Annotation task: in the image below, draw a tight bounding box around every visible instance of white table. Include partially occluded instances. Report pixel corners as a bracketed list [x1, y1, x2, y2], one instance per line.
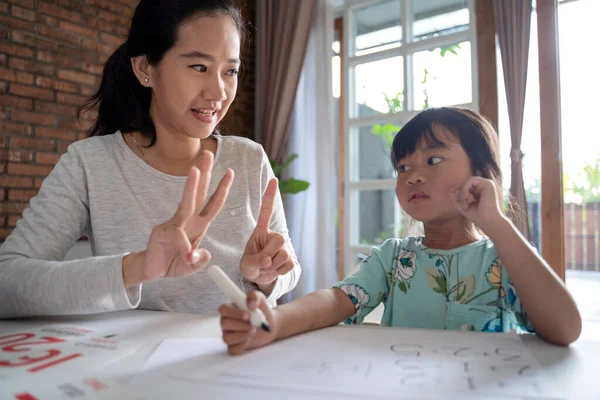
[1, 310, 599, 399]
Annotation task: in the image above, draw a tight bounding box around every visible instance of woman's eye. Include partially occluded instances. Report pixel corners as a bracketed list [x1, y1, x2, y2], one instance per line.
[428, 157, 442, 165]
[191, 65, 208, 72]
[226, 69, 239, 76]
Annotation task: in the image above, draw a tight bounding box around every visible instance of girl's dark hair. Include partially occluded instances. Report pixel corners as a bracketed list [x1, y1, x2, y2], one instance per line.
[78, 0, 247, 143]
[390, 107, 502, 190]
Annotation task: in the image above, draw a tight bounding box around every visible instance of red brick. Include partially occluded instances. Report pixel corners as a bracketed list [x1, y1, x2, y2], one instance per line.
[0, 15, 35, 32]
[38, 1, 81, 23]
[97, 9, 129, 26]
[0, 95, 33, 110]
[81, 38, 117, 55]
[0, 176, 33, 188]
[56, 119, 82, 131]
[8, 216, 21, 227]
[0, 42, 34, 59]
[0, 189, 4, 200]
[57, 69, 96, 86]
[37, 26, 81, 47]
[56, 45, 98, 63]
[0, 54, 6, 66]
[10, 137, 55, 151]
[0, 68, 34, 84]
[34, 177, 44, 188]
[37, 51, 80, 69]
[59, 21, 98, 39]
[7, 163, 53, 177]
[0, 149, 33, 163]
[0, 228, 15, 240]
[12, 31, 57, 51]
[0, 121, 31, 136]
[35, 127, 77, 141]
[56, 140, 75, 153]
[9, 84, 55, 101]
[11, 6, 36, 21]
[56, 0, 86, 11]
[8, 58, 55, 77]
[6, 0, 35, 8]
[87, 0, 124, 14]
[35, 101, 78, 117]
[80, 85, 96, 96]
[99, 32, 124, 46]
[35, 152, 61, 165]
[0, 82, 6, 94]
[10, 110, 58, 127]
[56, 92, 88, 106]
[36, 13, 59, 28]
[0, 2, 8, 13]
[0, 215, 5, 225]
[0, 27, 7, 40]
[81, 62, 104, 76]
[36, 77, 78, 94]
[8, 189, 38, 202]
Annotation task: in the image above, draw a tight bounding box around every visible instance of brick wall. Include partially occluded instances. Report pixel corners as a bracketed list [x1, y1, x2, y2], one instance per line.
[0, 0, 258, 240]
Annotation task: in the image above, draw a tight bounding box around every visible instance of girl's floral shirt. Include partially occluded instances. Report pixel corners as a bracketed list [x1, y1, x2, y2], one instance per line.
[333, 237, 535, 333]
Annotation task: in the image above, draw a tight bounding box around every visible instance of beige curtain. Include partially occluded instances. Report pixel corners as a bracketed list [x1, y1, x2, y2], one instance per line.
[257, 0, 316, 163]
[493, 0, 532, 239]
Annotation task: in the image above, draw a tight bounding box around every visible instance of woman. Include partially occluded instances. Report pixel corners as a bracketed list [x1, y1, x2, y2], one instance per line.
[0, 0, 301, 317]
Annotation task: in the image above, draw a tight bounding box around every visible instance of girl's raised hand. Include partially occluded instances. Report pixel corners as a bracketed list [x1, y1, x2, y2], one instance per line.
[449, 176, 505, 231]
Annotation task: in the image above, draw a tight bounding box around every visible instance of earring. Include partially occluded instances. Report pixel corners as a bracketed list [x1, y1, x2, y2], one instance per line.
[144, 78, 149, 83]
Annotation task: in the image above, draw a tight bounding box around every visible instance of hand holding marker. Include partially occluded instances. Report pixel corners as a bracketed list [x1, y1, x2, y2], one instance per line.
[207, 265, 271, 332]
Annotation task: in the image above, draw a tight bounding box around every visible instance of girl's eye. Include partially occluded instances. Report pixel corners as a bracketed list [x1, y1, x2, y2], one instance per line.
[398, 164, 410, 173]
[191, 65, 208, 72]
[226, 69, 239, 76]
[428, 157, 442, 165]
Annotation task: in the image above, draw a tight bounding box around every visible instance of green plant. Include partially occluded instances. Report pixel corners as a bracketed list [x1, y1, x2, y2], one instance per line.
[564, 158, 600, 203]
[269, 153, 310, 195]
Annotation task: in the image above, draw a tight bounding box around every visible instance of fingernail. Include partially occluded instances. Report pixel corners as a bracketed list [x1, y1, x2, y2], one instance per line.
[192, 250, 201, 264]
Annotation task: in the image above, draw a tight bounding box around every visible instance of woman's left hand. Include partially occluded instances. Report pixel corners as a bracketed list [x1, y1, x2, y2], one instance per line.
[449, 176, 505, 231]
[240, 178, 295, 291]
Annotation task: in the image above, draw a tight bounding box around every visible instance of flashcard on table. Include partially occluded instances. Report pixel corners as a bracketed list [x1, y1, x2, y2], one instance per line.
[0, 325, 142, 385]
[8, 376, 143, 400]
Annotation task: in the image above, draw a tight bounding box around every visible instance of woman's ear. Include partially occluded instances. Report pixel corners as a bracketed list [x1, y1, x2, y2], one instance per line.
[131, 55, 153, 87]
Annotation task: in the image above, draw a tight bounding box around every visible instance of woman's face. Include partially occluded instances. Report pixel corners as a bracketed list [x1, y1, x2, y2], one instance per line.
[146, 13, 241, 140]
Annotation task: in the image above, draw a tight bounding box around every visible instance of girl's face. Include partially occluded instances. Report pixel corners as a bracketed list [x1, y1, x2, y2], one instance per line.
[395, 127, 473, 223]
[146, 14, 240, 139]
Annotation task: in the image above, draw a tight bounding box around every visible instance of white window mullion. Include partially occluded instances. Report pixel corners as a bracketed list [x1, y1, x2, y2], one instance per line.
[468, 0, 479, 111]
[402, 0, 413, 112]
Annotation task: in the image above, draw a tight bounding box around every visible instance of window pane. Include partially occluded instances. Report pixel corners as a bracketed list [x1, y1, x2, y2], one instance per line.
[354, 56, 404, 118]
[559, 0, 600, 272]
[353, 0, 401, 56]
[352, 122, 401, 181]
[356, 189, 400, 245]
[412, 41, 471, 110]
[411, 0, 469, 41]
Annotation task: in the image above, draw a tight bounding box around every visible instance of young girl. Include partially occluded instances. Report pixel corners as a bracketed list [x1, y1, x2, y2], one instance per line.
[219, 107, 582, 352]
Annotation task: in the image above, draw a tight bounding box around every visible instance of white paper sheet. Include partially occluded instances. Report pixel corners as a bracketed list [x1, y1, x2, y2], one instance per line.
[177, 326, 564, 399]
[142, 338, 227, 372]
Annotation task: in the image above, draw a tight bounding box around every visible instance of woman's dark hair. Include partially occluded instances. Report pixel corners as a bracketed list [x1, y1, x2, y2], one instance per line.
[78, 0, 247, 143]
[390, 107, 502, 190]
